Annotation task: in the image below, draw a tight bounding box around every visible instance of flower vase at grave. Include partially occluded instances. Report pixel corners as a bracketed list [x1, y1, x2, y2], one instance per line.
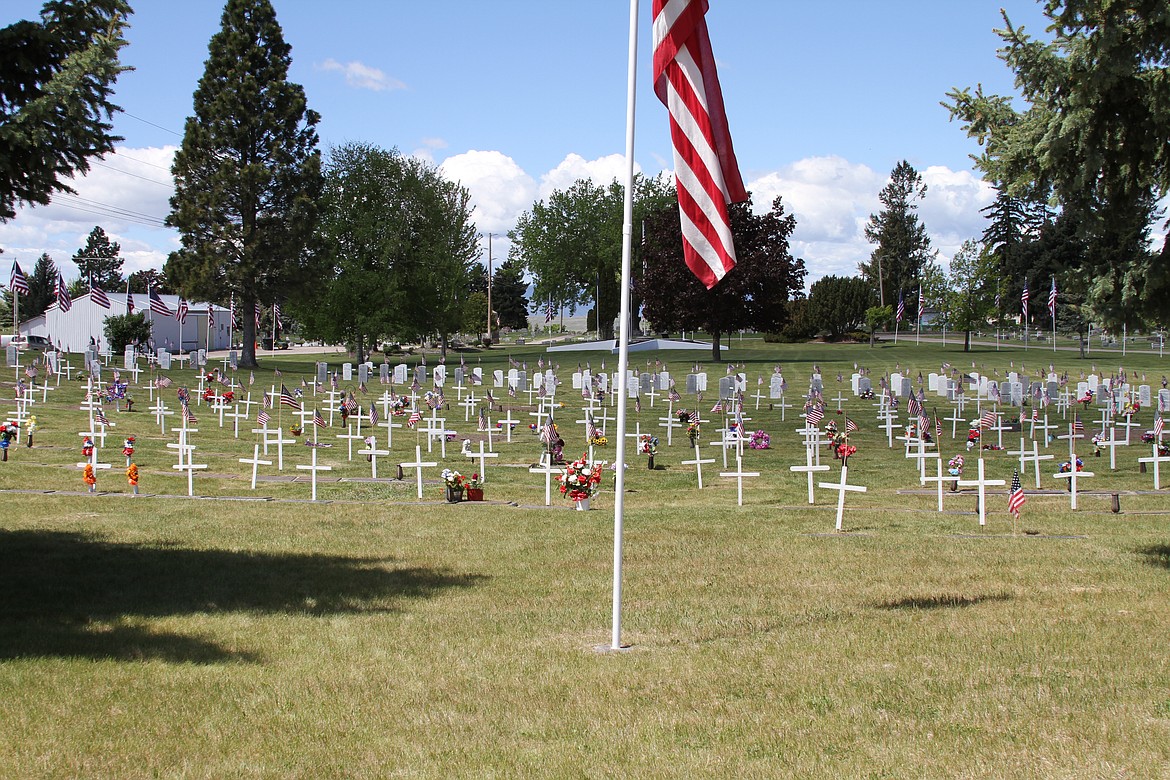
[446, 486, 464, 503]
[466, 487, 484, 501]
[647, 455, 654, 470]
[575, 498, 590, 511]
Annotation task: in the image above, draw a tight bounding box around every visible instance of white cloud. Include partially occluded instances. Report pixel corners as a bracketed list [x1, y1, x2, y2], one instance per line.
[439, 149, 537, 238]
[318, 59, 404, 92]
[746, 156, 996, 287]
[538, 153, 638, 200]
[0, 145, 178, 279]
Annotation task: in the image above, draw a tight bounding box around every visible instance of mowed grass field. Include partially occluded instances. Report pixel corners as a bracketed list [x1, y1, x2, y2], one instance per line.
[1, 338, 1168, 778]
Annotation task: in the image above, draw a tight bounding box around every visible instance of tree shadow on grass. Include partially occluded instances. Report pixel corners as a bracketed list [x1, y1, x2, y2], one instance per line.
[873, 592, 1012, 611]
[0, 529, 487, 663]
[1136, 544, 1170, 570]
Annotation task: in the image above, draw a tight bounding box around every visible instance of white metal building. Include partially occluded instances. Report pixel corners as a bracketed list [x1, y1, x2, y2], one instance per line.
[19, 292, 231, 354]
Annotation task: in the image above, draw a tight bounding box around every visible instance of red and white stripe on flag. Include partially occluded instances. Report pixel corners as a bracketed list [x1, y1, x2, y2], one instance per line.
[652, 0, 746, 289]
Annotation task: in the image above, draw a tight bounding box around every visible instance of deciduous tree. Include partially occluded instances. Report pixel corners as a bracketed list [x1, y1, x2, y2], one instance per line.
[637, 195, 806, 361]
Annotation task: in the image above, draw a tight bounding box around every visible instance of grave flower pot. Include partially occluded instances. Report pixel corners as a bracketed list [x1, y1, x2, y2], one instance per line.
[466, 488, 484, 501]
[575, 498, 590, 511]
[445, 486, 464, 503]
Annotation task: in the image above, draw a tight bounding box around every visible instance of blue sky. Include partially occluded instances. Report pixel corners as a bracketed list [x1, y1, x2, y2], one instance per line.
[1, 0, 1057, 288]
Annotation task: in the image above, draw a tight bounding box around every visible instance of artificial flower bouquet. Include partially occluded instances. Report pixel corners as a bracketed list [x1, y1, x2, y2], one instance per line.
[557, 454, 603, 502]
[749, 430, 771, 449]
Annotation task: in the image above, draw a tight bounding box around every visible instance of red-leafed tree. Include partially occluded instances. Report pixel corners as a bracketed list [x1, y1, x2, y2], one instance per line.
[636, 195, 806, 361]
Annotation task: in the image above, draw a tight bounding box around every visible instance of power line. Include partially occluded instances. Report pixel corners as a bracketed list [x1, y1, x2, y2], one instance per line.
[54, 193, 169, 227]
[122, 111, 183, 138]
[51, 193, 169, 229]
[91, 160, 173, 188]
[110, 150, 174, 172]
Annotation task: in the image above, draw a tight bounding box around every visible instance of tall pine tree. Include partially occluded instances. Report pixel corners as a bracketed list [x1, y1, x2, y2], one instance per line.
[164, 0, 322, 368]
[72, 225, 123, 289]
[859, 161, 935, 307]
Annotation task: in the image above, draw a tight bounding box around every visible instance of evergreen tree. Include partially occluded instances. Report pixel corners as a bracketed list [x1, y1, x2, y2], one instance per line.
[127, 268, 168, 295]
[164, 0, 322, 368]
[24, 253, 57, 319]
[859, 161, 935, 306]
[72, 225, 123, 288]
[945, 2, 1170, 325]
[804, 276, 874, 340]
[0, 0, 132, 221]
[491, 258, 529, 332]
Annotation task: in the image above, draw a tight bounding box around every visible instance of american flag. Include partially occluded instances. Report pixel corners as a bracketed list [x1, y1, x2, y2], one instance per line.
[710, 400, 723, 413]
[507, 384, 516, 398]
[907, 395, 922, 416]
[1048, 277, 1058, 319]
[635, 396, 642, 413]
[157, 376, 172, 389]
[313, 409, 325, 428]
[919, 413, 930, 436]
[544, 299, 555, 324]
[229, 294, 236, 329]
[688, 409, 700, 424]
[126, 281, 135, 315]
[257, 408, 270, 427]
[668, 384, 681, 402]
[182, 402, 197, 425]
[272, 301, 282, 331]
[407, 410, 422, 428]
[368, 403, 379, 426]
[345, 393, 358, 414]
[94, 407, 110, 427]
[845, 416, 859, 434]
[176, 297, 188, 324]
[9, 262, 29, 295]
[540, 414, 557, 445]
[980, 409, 997, 429]
[176, 386, 190, 404]
[805, 405, 824, 426]
[586, 414, 601, 440]
[1007, 469, 1026, 518]
[254, 301, 261, 329]
[896, 292, 905, 323]
[485, 389, 494, 404]
[652, 0, 746, 289]
[25, 364, 36, 379]
[280, 384, 299, 408]
[918, 286, 925, 319]
[1021, 279, 1030, 322]
[149, 288, 172, 316]
[56, 272, 71, 312]
[1154, 413, 1163, 440]
[90, 284, 110, 309]
[1073, 416, 1085, 433]
[262, 391, 272, 409]
[477, 406, 488, 432]
[934, 414, 942, 440]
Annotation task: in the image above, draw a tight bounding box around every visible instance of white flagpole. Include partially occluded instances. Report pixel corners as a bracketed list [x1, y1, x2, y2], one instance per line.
[611, 0, 639, 651]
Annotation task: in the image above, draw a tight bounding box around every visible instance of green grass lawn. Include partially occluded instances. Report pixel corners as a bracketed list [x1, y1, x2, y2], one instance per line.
[1, 339, 1168, 778]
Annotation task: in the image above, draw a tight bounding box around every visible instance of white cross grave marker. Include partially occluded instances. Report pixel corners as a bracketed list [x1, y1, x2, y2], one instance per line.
[239, 444, 273, 490]
[956, 457, 1005, 527]
[818, 465, 868, 532]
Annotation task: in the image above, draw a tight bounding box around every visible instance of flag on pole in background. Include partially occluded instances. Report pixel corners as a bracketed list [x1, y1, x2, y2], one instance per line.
[1008, 469, 1026, 518]
[273, 301, 282, 332]
[896, 292, 905, 323]
[652, 0, 746, 289]
[148, 288, 172, 316]
[918, 286, 925, 319]
[9, 262, 29, 295]
[176, 297, 189, 324]
[229, 294, 236, 329]
[544, 299, 555, 324]
[55, 272, 71, 312]
[1021, 279, 1030, 322]
[90, 283, 110, 309]
[1048, 277, 1058, 319]
[126, 280, 135, 315]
